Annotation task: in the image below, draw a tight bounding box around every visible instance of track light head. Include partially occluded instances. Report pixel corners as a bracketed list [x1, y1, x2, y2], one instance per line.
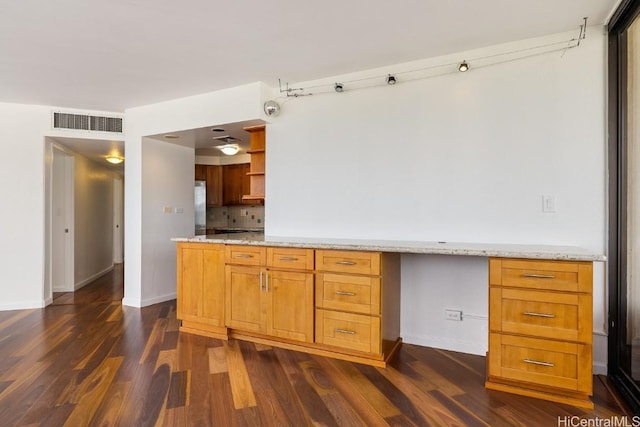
[334, 82, 344, 93]
[458, 61, 469, 72]
[386, 74, 397, 85]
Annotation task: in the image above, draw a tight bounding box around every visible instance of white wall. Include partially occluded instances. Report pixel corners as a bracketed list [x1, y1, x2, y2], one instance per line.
[0, 103, 50, 309]
[123, 82, 269, 307]
[264, 29, 608, 369]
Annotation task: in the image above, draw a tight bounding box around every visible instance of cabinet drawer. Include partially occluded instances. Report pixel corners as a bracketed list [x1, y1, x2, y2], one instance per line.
[267, 247, 314, 270]
[316, 250, 380, 275]
[490, 258, 592, 293]
[316, 273, 380, 315]
[225, 245, 265, 266]
[488, 333, 592, 394]
[490, 288, 592, 343]
[315, 309, 381, 354]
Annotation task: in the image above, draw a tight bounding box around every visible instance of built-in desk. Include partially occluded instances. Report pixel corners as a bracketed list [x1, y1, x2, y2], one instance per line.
[173, 234, 604, 409]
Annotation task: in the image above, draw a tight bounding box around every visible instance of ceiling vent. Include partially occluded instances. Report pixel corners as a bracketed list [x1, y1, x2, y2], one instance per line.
[53, 112, 123, 133]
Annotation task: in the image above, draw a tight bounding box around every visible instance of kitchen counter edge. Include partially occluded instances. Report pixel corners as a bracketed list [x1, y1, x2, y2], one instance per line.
[172, 234, 606, 262]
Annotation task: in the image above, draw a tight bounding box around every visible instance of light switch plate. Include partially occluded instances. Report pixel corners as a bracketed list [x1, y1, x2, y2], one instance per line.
[542, 195, 556, 213]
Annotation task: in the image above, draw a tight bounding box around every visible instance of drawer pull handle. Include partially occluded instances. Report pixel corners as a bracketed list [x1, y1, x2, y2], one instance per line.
[336, 261, 356, 266]
[236, 254, 254, 258]
[523, 359, 555, 367]
[523, 311, 556, 318]
[335, 291, 356, 297]
[259, 271, 263, 290]
[335, 328, 356, 335]
[279, 257, 298, 262]
[522, 273, 556, 279]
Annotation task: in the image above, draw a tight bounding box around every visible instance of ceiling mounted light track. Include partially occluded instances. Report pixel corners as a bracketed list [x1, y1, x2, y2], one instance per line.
[274, 17, 588, 97]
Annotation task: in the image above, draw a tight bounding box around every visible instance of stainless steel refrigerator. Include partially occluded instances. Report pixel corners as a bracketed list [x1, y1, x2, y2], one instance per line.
[195, 180, 206, 234]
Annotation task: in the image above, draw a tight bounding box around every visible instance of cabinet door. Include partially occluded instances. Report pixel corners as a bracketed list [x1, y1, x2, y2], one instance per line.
[239, 163, 252, 205]
[194, 164, 207, 181]
[206, 165, 223, 207]
[177, 243, 225, 326]
[225, 265, 265, 332]
[223, 163, 251, 205]
[266, 270, 314, 343]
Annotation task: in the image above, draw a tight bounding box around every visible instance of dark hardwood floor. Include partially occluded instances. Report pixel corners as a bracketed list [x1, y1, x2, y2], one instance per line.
[0, 264, 631, 426]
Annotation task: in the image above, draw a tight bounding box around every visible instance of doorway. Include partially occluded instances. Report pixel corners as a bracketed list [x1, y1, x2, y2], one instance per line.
[608, 0, 640, 413]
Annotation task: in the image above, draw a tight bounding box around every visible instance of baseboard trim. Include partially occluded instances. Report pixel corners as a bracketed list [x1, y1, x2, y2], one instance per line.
[74, 265, 114, 290]
[139, 292, 176, 308]
[0, 299, 47, 310]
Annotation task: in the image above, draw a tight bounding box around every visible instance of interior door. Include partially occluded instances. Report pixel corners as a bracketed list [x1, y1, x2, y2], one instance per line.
[52, 147, 74, 292]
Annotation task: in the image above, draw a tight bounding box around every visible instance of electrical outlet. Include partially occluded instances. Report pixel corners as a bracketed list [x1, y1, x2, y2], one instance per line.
[445, 309, 462, 321]
[174, 207, 184, 214]
[240, 209, 249, 217]
[163, 206, 172, 214]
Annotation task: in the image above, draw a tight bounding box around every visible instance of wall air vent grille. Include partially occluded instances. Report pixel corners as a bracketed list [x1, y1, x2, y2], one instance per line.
[53, 112, 123, 133]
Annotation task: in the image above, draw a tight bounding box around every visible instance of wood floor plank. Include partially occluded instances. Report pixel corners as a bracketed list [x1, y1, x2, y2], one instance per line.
[311, 355, 392, 427]
[224, 340, 257, 409]
[87, 380, 132, 427]
[209, 372, 239, 427]
[63, 356, 123, 426]
[208, 345, 229, 374]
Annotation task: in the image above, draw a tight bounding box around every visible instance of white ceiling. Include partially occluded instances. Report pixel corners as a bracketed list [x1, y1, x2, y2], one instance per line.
[1, 0, 620, 164]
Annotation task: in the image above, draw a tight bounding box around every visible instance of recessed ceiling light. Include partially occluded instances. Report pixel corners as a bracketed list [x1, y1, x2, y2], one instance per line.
[211, 128, 225, 132]
[106, 156, 124, 164]
[217, 144, 239, 155]
[164, 134, 179, 139]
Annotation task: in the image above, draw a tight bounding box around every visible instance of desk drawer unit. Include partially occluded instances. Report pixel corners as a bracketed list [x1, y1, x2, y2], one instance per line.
[486, 258, 593, 409]
[315, 250, 400, 364]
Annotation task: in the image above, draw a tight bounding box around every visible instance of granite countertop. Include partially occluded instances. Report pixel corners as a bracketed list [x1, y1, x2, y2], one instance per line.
[172, 233, 606, 262]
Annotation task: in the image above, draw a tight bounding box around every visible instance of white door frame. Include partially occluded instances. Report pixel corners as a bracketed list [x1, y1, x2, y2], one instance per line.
[50, 145, 75, 293]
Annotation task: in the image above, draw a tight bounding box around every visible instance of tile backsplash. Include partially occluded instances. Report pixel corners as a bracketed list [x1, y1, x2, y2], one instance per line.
[207, 205, 264, 230]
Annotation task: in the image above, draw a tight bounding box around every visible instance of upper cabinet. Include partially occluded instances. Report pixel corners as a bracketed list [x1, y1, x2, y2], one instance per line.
[223, 163, 251, 206]
[242, 125, 265, 203]
[205, 165, 223, 207]
[194, 164, 207, 181]
[196, 163, 252, 206]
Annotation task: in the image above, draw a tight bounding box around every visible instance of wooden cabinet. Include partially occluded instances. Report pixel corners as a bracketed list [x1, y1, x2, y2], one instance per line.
[177, 243, 400, 366]
[194, 164, 207, 181]
[222, 163, 251, 205]
[315, 250, 401, 364]
[242, 125, 265, 203]
[205, 165, 223, 207]
[225, 246, 314, 344]
[176, 242, 227, 339]
[486, 258, 593, 409]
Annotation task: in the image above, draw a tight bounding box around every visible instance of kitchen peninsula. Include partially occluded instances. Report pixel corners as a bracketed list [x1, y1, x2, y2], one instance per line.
[173, 233, 604, 409]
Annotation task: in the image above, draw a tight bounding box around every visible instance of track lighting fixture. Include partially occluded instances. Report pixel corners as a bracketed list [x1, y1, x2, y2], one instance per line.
[334, 82, 344, 93]
[263, 100, 281, 117]
[386, 74, 396, 85]
[458, 61, 469, 72]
